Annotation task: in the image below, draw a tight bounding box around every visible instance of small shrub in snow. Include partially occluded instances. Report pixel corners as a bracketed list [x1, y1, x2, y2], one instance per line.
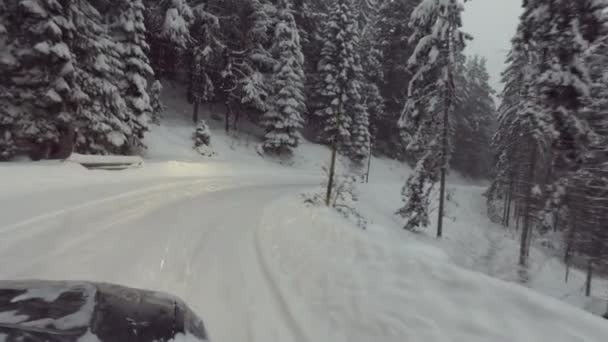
[192, 120, 214, 156]
[302, 169, 367, 229]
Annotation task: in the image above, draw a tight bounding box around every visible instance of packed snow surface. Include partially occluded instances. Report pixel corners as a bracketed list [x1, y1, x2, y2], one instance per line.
[1, 87, 607, 341]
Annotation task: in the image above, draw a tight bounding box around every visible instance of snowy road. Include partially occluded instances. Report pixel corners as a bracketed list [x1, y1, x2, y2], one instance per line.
[2, 162, 608, 342]
[0, 175, 314, 342]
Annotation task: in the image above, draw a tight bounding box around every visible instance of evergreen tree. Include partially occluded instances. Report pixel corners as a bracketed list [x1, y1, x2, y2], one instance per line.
[487, 36, 529, 225]
[374, 0, 420, 158]
[313, 0, 370, 163]
[109, 0, 155, 146]
[144, 0, 194, 78]
[149, 80, 164, 124]
[70, 0, 130, 154]
[0, 0, 18, 159]
[560, 1, 608, 292]
[521, 0, 605, 170]
[452, 55, 496, 179]
[519, 0, 606, 269]
[261, 1, 306, 155]
[193, 119, 213, 156]
[487, 0, 608, 276]
[398, 0, 467, 234]
[239, 0, 276, 114]
[292, 0, 327, 121]
[359, 3, 386, 152]
[0, 0, 78, 160]
[160, 0, 194, 49]
[187, 5, 221, 123]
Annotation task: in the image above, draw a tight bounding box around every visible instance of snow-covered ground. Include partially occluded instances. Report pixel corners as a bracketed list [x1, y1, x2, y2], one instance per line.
[1, 84, 607, 341]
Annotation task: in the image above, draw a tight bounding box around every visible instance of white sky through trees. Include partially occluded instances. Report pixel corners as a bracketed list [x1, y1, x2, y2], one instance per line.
[462, 0, 523, 92]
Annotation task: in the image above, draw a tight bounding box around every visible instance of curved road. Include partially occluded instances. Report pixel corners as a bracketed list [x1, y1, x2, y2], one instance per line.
[0, 177, 314, 342]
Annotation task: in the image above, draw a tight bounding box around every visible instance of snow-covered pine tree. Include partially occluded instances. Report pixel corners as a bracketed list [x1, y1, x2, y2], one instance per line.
[161, 0, 194, 49]
[349, 95, 371, 163]
[0, 0, 18, 159]
[487, 36, 529, 226]
[0, 0, 78, 160]
[239, 0, 276, 114]
[522, 0, 606, 171]
[560, 2, 608, 292]
[452, 55, 496, 179]
[108, 0, 155, 148]
[358, 2, 385, 155]
[69, 0, 134, 155]
[261, 1, 306, 156]
[397, 0, 467, 234]
[486, 10, 549, 270]
[144, 0, 194, 78]
[507, 0, 608, 270]
[149, 80, 164, 124]
[374, 0, 419, 158]
[292, 0, 327, 120]
[192, 119, 214, 156]
[313, 0, 370, 163]
[187, 5, 221, 123]
[194, 0, 276, 131]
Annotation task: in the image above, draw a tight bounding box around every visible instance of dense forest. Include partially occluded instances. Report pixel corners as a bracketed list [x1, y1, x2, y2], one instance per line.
[487, 0, 608, 288]
[1, 0, 607, 288]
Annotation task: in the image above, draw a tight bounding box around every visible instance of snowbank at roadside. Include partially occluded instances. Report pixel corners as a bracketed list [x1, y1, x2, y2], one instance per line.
[258, 196, 608, 342]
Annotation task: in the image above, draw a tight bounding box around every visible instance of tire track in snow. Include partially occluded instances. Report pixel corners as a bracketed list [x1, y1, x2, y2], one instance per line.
[0, 179, 212, 235]
[253, 196, 311, 342]
[0, 180, 237, 278]
[2, 179, 316, 342]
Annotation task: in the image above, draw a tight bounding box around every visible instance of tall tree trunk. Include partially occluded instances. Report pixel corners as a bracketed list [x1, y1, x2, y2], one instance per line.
[437, 49, 452, 239]
[233, 106, 240, 131]
[586, 259, 593, 297]
[502, 191, 509, 226]
[506, 143, 518, 227]
[604, 295, 608, 319]
[192, 100, 200, 123]
[505, 172, 515, 227]
[564, 212, 575, 283]
[365, 140, 372, 184]
[519, 141, 537, 268]
[225, 99, 231, 134]
[437, 148, 447, 238]
[326, 142, 338, 207]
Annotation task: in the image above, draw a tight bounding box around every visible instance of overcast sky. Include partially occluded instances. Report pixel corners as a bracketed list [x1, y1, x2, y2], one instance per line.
[462, 0, 523, 91]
